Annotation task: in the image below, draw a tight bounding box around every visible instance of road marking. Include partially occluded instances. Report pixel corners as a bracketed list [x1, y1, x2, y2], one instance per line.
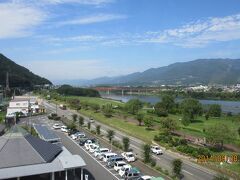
[64, 133, 120, 180]
[183, 169, 194, 176]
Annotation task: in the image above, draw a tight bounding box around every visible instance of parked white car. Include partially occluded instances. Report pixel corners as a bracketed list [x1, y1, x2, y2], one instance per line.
[119, 164, 132, 177]
[84, 140, 94, 150]
[94, 148, 110, 157]
[137, 175, 154, 180]
[53, 123, 61, 129]
[121, 152, 136, 162]
[102, 152, 117, 162]
[113, 161, 127, 172]
[61, 126, 69, 133]
[71, 132, 86, 140]
[151, 145, 163, 155]
[70, 133, 78, 140]
[89, 117, 95, 123]
[89, 144, 99, 153]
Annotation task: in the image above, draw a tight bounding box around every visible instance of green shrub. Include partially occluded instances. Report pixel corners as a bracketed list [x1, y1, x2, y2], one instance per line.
[177, 145, 212, 158]
[197, 147, 212, 157]
[150, 159, 157, 167]
[164, 169, 169, 175]
[112, 140, 123, 149]
[91, 130, 96, 134]
[155, 166, 162, 172]
[179, 139, 188, 145]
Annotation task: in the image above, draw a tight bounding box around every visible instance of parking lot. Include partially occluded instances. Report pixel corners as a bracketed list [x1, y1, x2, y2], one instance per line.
[19, 115, 161, 180]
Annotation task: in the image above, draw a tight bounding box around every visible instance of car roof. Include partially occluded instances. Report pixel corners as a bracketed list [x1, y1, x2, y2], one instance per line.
[109, 155, 122, 159]
[123, 164, 132, 168]
[104, 152, 116, 155]
[141, 175, 152, 179]
[116, 161, 126, 164]
[126, 152, 134, 154]
[127, 167, 140, 173]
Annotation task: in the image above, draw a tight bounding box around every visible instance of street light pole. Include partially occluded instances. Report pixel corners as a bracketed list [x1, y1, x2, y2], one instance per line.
[111, 140, 112, 151]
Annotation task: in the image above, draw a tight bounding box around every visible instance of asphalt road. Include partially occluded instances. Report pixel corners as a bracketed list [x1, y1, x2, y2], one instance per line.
[44, 101, 217, 180]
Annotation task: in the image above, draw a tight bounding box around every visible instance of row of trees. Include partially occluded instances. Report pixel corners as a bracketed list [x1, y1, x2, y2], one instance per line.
[57, 85, 100, 97]
[125, 95, 222, 122]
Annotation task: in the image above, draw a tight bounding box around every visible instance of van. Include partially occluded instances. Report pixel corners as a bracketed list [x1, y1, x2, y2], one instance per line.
[102, 152, 117, 162]
[113, 161, 127, 172]
[94, 148, 110, 157]
[107, 156, 124, 168]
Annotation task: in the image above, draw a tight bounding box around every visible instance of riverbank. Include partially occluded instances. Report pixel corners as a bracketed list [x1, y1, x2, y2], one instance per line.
[100, 93, 240, 114]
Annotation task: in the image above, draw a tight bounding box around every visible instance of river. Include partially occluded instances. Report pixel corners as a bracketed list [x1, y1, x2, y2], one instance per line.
[100, 93, 240, 114]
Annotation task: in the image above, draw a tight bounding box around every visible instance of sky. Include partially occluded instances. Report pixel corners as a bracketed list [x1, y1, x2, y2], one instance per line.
[1, 0, 240, 82]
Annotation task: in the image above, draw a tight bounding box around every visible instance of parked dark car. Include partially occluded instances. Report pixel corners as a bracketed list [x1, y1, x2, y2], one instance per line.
[68, 129, 79, 136]
[79, 138, 96, 146]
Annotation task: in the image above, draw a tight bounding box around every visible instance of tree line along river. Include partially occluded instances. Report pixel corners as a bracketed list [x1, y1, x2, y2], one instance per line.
[100, 93, 240, 114]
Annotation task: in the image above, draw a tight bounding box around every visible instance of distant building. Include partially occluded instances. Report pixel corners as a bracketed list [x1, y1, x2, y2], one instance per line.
[6, 98, 30, 118]
[186, 85, 209, 92]
[0, 126, 86, 180]
[6, 96, 46, 118]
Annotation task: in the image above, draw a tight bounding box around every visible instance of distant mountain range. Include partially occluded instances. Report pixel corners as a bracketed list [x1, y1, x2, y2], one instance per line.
[70, 59, 240, 86]
[0, 54, 52, 88]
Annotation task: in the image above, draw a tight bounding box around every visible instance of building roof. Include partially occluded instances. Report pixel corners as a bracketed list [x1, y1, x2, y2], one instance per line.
[0, 126, 62, 169]
[33, 124, 61, 142]
[25, 134, 62, 162]
[10, 98, 30, 102]
[0, 126, 86, 179]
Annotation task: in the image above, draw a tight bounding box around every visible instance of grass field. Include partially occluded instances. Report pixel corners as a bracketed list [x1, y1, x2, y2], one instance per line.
[53, 95, 240, 144]
[0, 111, 5, 123]
[67, 96, 124, 106]
[79, 109, 157, 143]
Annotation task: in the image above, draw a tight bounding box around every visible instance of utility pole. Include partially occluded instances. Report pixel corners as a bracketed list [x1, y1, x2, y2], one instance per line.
[6, 72, 10, 92]
[56, 103, 58, 114]
[4, 72, 10, 98]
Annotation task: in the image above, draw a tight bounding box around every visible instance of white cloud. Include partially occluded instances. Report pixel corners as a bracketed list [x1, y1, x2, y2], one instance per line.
[59, 14, 127, 25]
[40, 0, 114, 5]
[141, 13, 240, 48]
[0, 2, 46, 39]
[46, 35, 105, 42]
[49, 13, 240, 48]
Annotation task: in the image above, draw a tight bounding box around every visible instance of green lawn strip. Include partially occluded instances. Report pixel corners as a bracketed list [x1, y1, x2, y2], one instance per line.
[0, 111, 6, 123]
[79, 109, 157, 143]
[69, 96, 124, 106]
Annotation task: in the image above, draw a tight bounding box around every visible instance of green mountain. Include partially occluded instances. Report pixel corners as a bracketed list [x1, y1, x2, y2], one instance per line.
[0, 54, 52, 87]
[87, 59, 240, 85]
